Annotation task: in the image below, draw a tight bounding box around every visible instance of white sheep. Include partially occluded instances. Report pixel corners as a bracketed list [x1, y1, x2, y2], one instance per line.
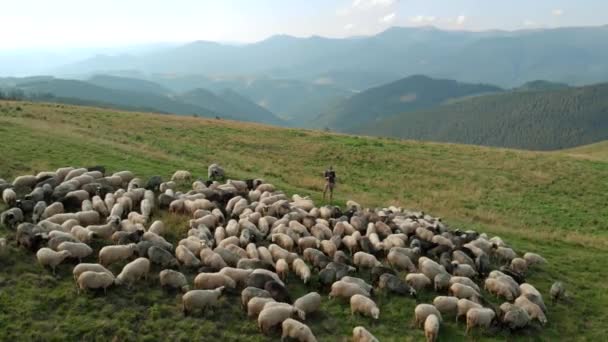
[406, 273, 432, 291]
[484, 278, 515, 301]
[510, 257, 528, 274]
[171, 170, 192, 182]
[194, 272, 236, 290]
[41, 202, 64, 220]
[451, 262, 478, 278]
[456, 299, 482, 322]
[115, 257, 150, 288]
[449, 283, 480, 302]
[329, 280, 370, 299]
[2, 188, 16, 206]
[414, 304, 443, 328]
[449, 276, 481, 293]
[350, 294, 379, 319]
[12, 175, 37, 189]
[160, 269, 190, 292]
[276, 258, 289, 281]
[73, 263, 113, 282]
[293, 292, 321, 316]
[258, 304, 304, 334]
[466, 308, 496, 335]
[387, 248, 417, 272]
[352, 326, 379, 342]
[432, 296, 459, 316]
[149, 220, 165, 236]
[424, 314, 440, 342]
[550, 281, 565, 303]
[281, 318, 317, 342]
[353, 251, 381, 268]
[515, 295, 547, 325]
[77, 271, 115, 294]
[341, 276, 373, 293]
[57, 241, 93, 262]
[292, 258, 311, 284]
[523, 252, 547, 267]
[36, 247, 71, 274]
[182, 287, 225, 315]
[98, 243, 137, 266]
[176, 245, 202, 268]
[247, 296, 276, 318]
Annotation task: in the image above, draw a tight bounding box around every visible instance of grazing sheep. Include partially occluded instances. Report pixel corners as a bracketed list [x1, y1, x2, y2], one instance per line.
[265, 280, 292, 303]
[329, 280, 370, 299]
[292, 258, 311, 284]
[434, 273, 451, 292]
[176, 245, 201, 268]
[350, 294, 379, 319]
[36, 248, 71, 274]
[500, 302, 531, 330]
[171, 170, 192, 182]
[248, 296, 276, 318]
[77, 271, 115, 294]
[31, 201, 46, 224]
[550, 281, 565, 303]
[42, 202, 64, 220]
[208, 164, 225, 180]
[523, 252, 547, 267]
[449, 276, 481, 293]
[387, 248, 417, 272]
[57, 241, 93, 262]
[432, 296, 459, 316]
[378, 273, 417, 297]
[406, 273, 432, 291]
[342, 276, 373, 293]
[12, 175, 38, 189]
[115, 257, 150, 288]
[451, 262, 478, 278]
[182, 287, 225, 316]
[352, 326, 379, 342]
[281, 318, 317, 342]
[456, 299, 482, 322]
[194, 272, 236, 290]
[515, 295, 548, 325]
[276, 258, 289, 281]
[519, 283, 546, 312]
[293, 292, 321, 316]
[414, 304, 443, 328]
[258, 304, 304, 335]
[149, 220, 165, 236]
[1, 208, 24, 229]
[419, 258, 448, 281]
[148, 246, 179, 268]
[2, 188, 16, 206]
[353, 251, 381, 269]
[242, 287, 272, 308]
[510, 258, 528, 274]
[99, 244, 137, 266]
[87, 217, 120, 240]
[449, 283, 480, 302]
[466, 308, 496, 335]
[73, 263, 113, 282]
[485, 278, 515, 301]
[424, 314, 440, 342]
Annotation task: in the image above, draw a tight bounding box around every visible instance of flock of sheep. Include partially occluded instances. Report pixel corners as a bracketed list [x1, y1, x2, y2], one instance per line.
[0, 165, 567, 341]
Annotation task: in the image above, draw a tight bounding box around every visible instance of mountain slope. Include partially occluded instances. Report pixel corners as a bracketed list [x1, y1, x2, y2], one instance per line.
[0, 100, 606, 341]
[13, 78, 219, 117]
[314, 75, 502, 130]
[87, 75, 171, 95]
[176, 88, 283, 125]
[357, 83, 608, 150]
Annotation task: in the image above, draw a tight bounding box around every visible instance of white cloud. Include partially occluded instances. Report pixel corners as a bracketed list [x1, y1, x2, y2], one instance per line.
[353, 0, 395, 10]
[552, 9, 564, 16]
[381, 13, 396, 23]
[344, 23, 355, 30]
[456, 15, 467, 25]
[523, 20, 537, 27]
[409, 15, 437, 24]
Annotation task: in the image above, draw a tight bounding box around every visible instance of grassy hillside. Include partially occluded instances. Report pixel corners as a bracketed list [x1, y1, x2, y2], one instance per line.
[357, 82, 608, 150]
[314, 75, 502, 131]
[0, 101, 607, 341]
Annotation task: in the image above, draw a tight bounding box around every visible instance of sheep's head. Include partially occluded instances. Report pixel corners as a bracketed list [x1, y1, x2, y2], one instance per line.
[294, 307, 306, 321]
[371, 307, 380, 319]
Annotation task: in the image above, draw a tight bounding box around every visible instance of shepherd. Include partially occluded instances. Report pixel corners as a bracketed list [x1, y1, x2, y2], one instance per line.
[323, 166, 337, 203]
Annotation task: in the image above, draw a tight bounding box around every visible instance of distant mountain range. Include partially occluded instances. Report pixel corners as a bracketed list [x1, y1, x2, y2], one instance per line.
[313, 75, 502, 131]
[54, 26, 608, 88]
[353, 82, 608, 150]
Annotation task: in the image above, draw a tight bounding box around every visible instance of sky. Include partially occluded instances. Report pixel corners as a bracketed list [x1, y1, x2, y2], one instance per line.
[0, 0, 606, 50]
